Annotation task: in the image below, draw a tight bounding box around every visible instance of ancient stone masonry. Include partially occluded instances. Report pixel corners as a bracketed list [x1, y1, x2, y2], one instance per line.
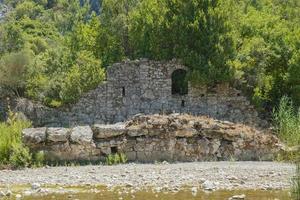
[22, 114, 282, 162]
[12, 59, 265, 127]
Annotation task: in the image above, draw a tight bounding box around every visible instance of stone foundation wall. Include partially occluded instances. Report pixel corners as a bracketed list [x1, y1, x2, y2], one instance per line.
[22, 114, 282, 162]
[13, 59, 265, 127]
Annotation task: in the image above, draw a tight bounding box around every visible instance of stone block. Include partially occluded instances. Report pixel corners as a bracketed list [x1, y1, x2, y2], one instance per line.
[127, 127, 148, 137]
[125, 151, 137, 161]
[70, 126, 93, 145]
[47, 127, 70, 143]
[92, 123, 126, 139]
[22, 127, 47, 146]
[175, 128, 198, 137]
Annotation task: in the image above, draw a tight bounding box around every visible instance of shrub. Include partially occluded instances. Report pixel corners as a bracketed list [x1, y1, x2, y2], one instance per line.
[105, 153, 128, 165]
[9, 144, 32, 168]
[273, 96, 300, 146]
[0, 110, 32, 168]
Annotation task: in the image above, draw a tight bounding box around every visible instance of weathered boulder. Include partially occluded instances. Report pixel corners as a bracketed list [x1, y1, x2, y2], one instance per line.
[92, 123, 126, 139]
[22, 128, 47, 147]
[47, 128, 69, 142]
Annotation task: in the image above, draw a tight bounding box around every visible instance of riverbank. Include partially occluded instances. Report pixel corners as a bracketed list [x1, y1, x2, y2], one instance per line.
[0, 162, 295, 192]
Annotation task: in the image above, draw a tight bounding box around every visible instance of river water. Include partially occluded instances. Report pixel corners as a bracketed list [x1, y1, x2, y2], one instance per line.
[22, 189, 290, 200]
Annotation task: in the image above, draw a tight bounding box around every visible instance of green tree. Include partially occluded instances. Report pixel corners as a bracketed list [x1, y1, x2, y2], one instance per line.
[14, 1, 44, 20]
[0, 22, 25, 55]
[60, 50, 105, 103]
[288, 50, 300, 106]
[130, 0, 235, 84]
[69, 12, 124, 66]
[101, 0, 138, 58]
[228, 0, 300, 108]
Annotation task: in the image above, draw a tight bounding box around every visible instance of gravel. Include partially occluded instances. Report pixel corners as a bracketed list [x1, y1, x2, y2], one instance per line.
[0, 162, 295, 191]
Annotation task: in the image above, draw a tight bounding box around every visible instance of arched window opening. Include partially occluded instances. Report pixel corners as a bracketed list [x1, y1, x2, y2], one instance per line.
[172, 69, 188, 95]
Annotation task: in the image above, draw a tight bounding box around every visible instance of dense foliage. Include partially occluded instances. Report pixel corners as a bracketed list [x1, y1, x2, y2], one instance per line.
[0, 0, 299, 111]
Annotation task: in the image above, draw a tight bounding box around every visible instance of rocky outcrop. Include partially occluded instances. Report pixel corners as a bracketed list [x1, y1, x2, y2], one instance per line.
[22, 114, 282, 162]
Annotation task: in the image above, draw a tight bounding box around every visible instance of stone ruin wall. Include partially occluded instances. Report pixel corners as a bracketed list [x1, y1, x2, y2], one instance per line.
[22, 115, 281, 162]
[7, 59, 264, 127]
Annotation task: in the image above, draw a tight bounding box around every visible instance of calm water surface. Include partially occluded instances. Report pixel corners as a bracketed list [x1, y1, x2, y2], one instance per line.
[22, 189, 290, 200]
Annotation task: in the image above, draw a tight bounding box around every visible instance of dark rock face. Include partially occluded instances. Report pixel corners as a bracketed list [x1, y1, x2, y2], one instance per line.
[13, 59, 265, 128]
[22, 114, 283, 162]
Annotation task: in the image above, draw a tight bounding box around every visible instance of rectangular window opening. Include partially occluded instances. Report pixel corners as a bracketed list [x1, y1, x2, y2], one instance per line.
[122, 87, 126, 97]
[181, 100, 185, 107]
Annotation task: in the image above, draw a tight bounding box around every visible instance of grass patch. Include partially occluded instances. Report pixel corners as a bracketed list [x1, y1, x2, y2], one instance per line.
[105, 153, 128, 165]
[273, 97, 300, 162]
[273, 97, 300, 147]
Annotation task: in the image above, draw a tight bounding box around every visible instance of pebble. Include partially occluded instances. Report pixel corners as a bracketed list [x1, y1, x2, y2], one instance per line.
[4, 190, 12, 197]
[31, 183, 41, 190]
[227, 176, 238, 181]
[202, 180, 216, 191]
[228, 194, 246, 200]
[191, 187, 197, 196]
[23, 191, 32, 196]
[0, 162, 294, 196]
